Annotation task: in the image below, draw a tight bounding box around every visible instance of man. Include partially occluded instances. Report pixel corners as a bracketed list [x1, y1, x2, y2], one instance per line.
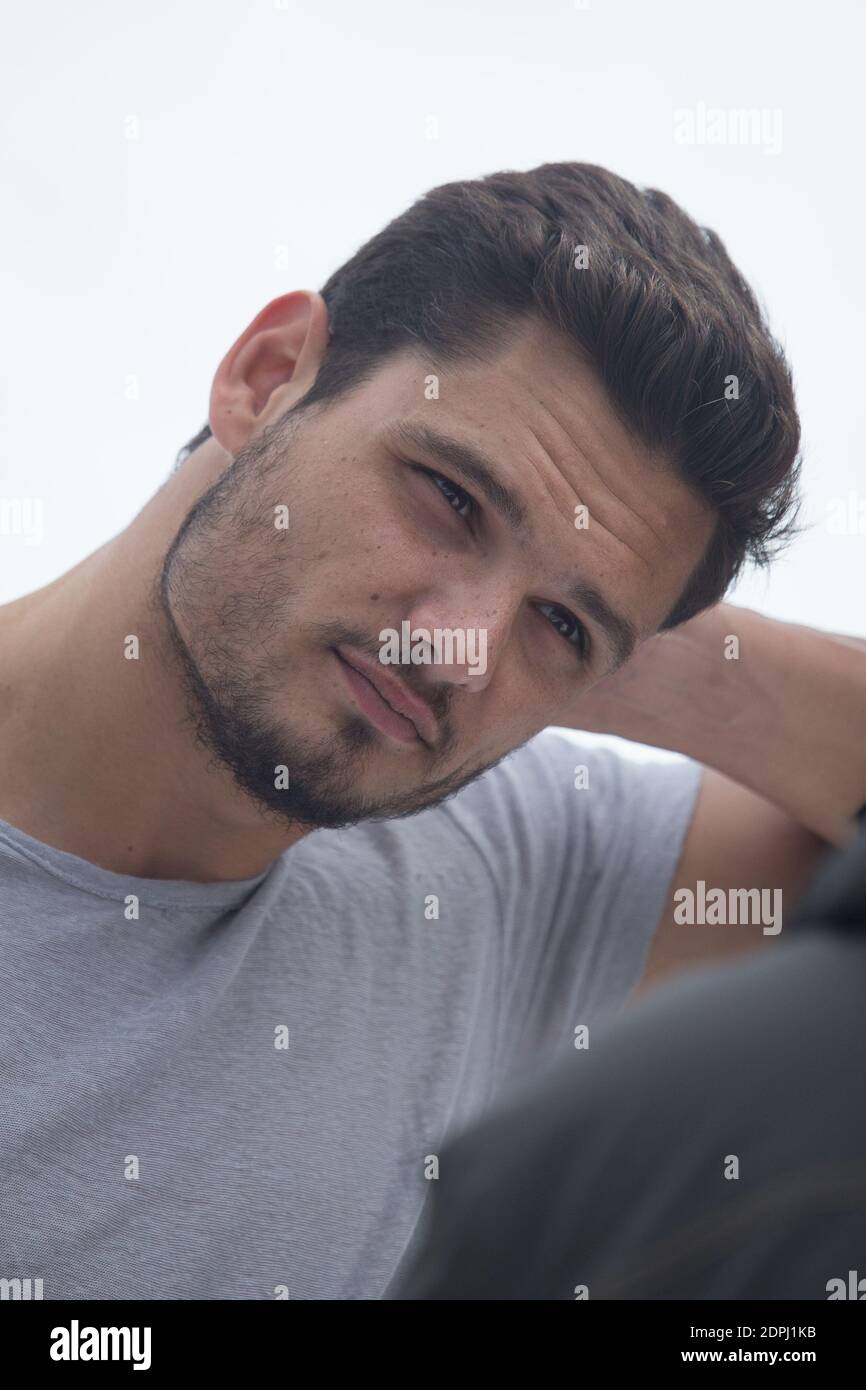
[0, 162, 862, 1300]
[386, 822, 866, 1301]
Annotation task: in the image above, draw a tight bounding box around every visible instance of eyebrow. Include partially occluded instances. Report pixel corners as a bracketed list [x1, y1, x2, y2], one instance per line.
[389, 420, 529, 531]
[386, 419, 639, 669]
[566, 580, 637, 668]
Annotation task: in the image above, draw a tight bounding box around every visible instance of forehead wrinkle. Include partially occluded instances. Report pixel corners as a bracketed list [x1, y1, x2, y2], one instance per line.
[550, 383, 635, 469]
[517, 422, 657, 573]
[527, 390, 669, 554]
[527, 361, 643, 479]
[514, 439, 576, 529]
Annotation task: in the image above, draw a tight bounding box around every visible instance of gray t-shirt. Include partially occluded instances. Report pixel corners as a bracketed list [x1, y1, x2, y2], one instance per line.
[0, 728, 701, 1300]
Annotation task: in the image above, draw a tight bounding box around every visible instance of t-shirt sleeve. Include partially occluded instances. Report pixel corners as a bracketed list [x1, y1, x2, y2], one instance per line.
[479, 726, 704, 1085]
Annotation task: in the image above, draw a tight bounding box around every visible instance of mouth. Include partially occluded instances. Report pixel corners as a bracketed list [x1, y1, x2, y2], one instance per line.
[333, 647, 437, 747]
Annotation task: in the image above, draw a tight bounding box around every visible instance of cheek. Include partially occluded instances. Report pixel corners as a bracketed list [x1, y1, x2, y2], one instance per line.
[326, 500, 431, 589]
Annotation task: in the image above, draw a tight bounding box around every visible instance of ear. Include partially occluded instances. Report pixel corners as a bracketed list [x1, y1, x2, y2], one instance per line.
[208, 290, 330, 455]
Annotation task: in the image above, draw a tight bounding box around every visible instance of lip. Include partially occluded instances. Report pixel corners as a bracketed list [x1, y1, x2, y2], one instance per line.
[334, 646, 439, 746]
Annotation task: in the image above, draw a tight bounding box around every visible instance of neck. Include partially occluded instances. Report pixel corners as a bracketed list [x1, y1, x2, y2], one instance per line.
[0, 447, 309, 881]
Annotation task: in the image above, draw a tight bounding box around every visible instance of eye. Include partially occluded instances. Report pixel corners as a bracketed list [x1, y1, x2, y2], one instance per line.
[410, 461, 590, 663]
[417, 466, 478, 526]
[536, 600, 590, 661]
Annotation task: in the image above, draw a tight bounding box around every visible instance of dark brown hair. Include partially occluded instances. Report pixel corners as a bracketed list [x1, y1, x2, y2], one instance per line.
[179, 162, 802, 627]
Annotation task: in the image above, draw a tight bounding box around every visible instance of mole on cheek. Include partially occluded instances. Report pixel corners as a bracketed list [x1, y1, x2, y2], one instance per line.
[369, 593, 380, 601]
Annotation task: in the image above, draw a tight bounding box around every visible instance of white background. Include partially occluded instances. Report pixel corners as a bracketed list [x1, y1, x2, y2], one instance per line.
[1, 0, 864, 636]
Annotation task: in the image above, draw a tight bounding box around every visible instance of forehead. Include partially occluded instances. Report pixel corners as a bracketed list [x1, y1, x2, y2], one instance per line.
[352, 315, 717, 643]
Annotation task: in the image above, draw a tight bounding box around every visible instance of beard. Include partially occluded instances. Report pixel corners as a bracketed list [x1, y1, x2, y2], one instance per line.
[153, 410, 516, 833]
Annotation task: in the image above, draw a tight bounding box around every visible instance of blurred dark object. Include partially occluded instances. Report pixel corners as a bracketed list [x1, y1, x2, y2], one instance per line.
[386, 830, 866, 1300]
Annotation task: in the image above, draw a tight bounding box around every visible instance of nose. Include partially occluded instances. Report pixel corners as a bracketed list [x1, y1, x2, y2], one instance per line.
[403, 588, 516, 693]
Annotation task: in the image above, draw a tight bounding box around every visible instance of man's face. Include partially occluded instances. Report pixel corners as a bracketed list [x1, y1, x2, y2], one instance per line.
[160, 315, 716, 830]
